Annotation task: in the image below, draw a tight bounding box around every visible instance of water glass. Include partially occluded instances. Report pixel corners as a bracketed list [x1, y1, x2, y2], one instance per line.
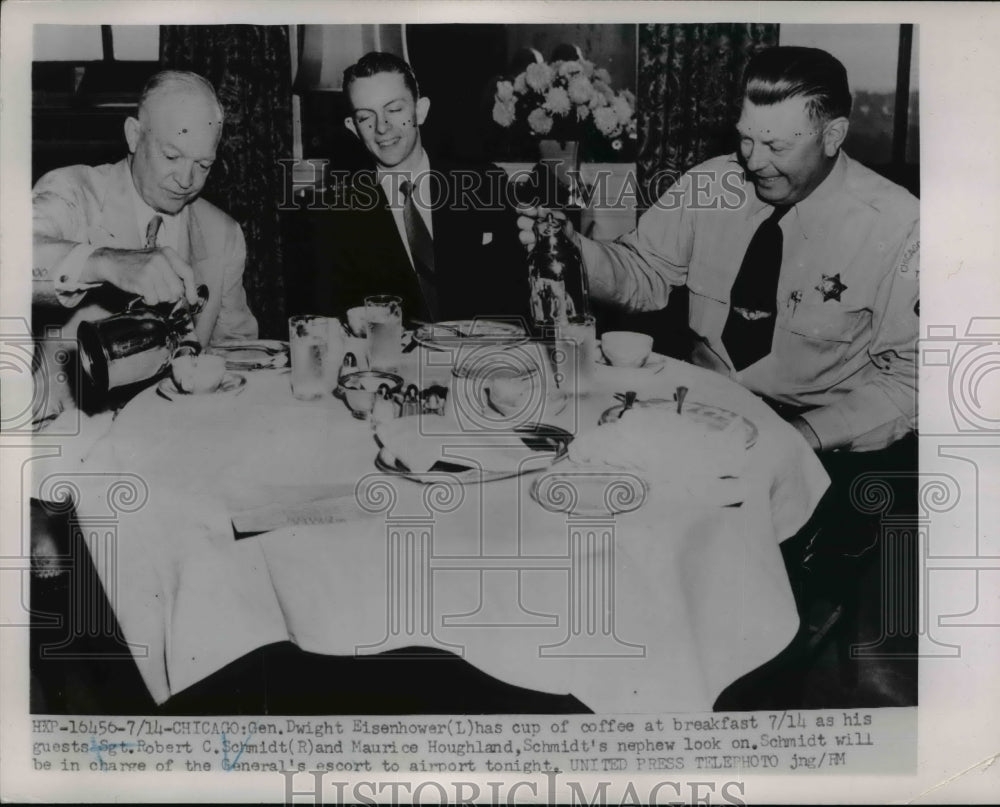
[289, 315, 329, 400]
[552, 314, 597, 395]
[365, 295, 403, 373]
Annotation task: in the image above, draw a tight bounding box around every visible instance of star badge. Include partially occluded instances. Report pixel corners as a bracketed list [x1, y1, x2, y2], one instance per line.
[816, 273, 847, 302]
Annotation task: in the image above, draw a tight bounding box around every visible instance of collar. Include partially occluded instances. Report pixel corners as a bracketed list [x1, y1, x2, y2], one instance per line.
[125, 160, 184, 244]
[729, 150, 849, 240]
[378, 149, 433, 204]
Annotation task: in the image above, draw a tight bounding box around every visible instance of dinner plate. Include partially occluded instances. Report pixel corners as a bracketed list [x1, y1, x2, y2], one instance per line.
[374, 422, 572, 485]
[207, 340, 289, 370]
[156, 372, 247, 401]
[598, 398, 758, 449]
[412, 320, 529, 351]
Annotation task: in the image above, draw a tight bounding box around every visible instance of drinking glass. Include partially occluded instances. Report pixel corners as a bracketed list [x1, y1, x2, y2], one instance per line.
[289, 315, 329, 400]
[364, 295, 403, 373]
[552, 314, 597, 395]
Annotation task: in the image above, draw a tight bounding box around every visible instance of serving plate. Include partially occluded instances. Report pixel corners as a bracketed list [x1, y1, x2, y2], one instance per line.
[598, 398, 758, 449]
[412, 320, 529, 351]
[156, 372, 247, 401]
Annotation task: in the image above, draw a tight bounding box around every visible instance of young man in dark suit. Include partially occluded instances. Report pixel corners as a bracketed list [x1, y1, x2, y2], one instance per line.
[309, 51, 529, 324]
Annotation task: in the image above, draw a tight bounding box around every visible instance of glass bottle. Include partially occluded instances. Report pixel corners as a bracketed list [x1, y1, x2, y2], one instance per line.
[527, 213, 590, 327]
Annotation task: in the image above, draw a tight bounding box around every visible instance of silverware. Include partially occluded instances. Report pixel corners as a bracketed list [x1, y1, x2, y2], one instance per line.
[618, 390, 637, 419]
[675, 386, 688, 415]
[410, 320, 470, 338]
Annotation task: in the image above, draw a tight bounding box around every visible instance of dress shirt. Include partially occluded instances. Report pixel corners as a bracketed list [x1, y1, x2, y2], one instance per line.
[582, 151, 919, 452]
[378, 149, 434, 270]
[128, 173, 185, 253]
[51, 170, 187, 301]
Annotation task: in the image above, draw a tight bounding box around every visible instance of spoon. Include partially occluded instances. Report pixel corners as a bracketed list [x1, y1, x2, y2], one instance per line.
[675, 386, 688, 415]
[618, 390, 637, 419]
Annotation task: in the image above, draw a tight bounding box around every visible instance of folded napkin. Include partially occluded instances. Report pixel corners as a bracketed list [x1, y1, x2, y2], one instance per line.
[374, 413, 550, 474]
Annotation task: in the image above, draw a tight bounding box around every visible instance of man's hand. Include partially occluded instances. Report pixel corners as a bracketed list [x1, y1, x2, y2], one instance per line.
[789, 415, 822, 451]
[516, 205, 578, 251]
[86, 246, 200, 306]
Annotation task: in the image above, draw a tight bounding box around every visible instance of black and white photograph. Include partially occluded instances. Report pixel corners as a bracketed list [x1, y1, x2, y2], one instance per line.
[2, 1, 998, 804]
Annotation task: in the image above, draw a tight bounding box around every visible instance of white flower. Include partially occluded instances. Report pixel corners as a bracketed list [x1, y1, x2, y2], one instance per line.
[544, 86, 572, 116]
[495, 80, 514, 102]
[593, 106, 622, 137]
[525, 62, 554, 93]
[594, 68, 612, 85]
[558, 60, 584, 79]
[580, 59, 595, 78]
[513, 73, 527, 94]
[527, 107, 554, 135]
[567, 75, 593, 105]
[492, 99, 516, 127]
[612, 95, 633, 126]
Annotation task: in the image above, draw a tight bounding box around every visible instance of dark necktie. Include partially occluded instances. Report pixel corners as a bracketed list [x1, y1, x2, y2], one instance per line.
[721, 205, 791, 371]
[400, 180, 439, 321]
[145, 214, 163, 249]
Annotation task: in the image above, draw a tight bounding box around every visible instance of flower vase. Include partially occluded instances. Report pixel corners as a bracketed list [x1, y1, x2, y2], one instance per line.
[538, 138, 583, 208]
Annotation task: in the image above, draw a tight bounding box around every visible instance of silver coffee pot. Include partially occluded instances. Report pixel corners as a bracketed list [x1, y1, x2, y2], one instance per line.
[77, 284, 209, 395]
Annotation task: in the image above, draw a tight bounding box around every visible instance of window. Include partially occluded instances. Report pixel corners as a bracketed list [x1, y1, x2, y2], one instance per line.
[780, 24, 918, 193]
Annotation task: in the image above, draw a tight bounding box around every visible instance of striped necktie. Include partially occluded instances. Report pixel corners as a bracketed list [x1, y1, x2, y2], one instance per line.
[145, 214, 163, 249]
[400, 180, 439, 321]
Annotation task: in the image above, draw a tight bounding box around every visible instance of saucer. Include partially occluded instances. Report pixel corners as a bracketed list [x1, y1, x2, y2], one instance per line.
[156, 372, 247, 401]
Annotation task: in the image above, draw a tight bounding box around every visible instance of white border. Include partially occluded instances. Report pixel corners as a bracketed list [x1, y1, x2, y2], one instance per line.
[3, 1, 1000, 803]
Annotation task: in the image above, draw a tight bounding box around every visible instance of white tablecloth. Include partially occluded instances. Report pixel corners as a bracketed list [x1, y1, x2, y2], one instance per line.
[34, 352, 829, 712]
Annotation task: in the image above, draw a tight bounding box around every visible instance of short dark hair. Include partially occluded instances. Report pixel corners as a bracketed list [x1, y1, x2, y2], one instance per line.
[343, 52, 419, 102]
[742, 46, 852, 122]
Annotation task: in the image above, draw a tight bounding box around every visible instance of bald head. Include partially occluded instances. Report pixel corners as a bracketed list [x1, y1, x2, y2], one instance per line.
[125, 71, 224, 214]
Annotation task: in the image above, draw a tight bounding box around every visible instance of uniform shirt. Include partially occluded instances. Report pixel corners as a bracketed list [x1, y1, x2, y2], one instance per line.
[378, 149, 434, 270]
[582, 151, 919, 452]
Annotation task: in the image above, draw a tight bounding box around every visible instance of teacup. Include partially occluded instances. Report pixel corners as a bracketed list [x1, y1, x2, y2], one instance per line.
[171, 354, 226, 394]
[487, 367, 538, 416]
[601, 331, 654, 368]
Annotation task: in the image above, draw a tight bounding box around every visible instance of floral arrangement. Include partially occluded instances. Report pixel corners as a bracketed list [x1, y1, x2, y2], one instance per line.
[491, 58, 637, 158]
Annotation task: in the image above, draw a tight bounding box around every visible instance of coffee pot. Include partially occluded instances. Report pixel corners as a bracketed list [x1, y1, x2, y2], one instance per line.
[77, 285, 209, 396]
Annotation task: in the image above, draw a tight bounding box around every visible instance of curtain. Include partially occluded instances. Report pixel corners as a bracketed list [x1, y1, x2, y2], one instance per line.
[160, 25, 293, 338]
[637, 23, 778, 206]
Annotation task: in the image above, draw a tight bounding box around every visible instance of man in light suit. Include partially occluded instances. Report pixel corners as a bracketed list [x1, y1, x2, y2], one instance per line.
[32, 69, 257, 422]
[298, 52, 528, 323]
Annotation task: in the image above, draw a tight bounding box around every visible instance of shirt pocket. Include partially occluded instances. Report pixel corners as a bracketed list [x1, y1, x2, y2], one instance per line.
[773, 302, 868, 384]
[779, 302, 867, 343]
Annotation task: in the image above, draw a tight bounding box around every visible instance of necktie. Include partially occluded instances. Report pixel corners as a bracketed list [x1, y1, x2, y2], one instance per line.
[721, 205, 791, 371]
[145, 214, 163, 249]
[400, 180, 439, 321]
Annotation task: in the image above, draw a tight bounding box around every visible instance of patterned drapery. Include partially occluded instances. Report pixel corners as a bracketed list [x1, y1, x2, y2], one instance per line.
[160, 25, 293, 338]
[637, 23, 778, 206]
